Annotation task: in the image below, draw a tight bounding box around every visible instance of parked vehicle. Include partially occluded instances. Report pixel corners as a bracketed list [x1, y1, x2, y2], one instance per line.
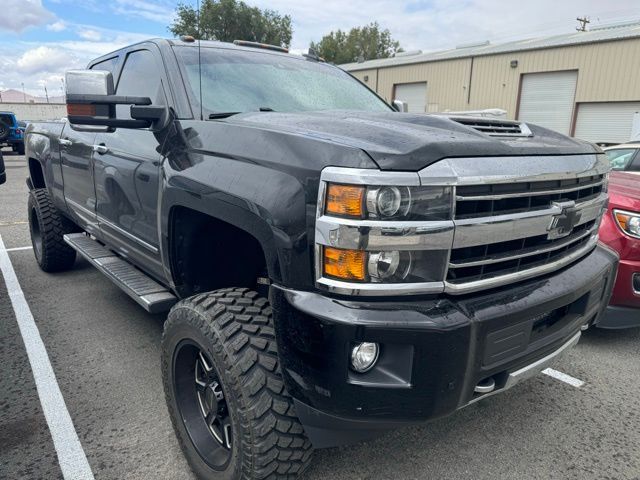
[0, 112, 25, 154]
[603, 143, 640, 172]
[0, 150, 5, 185]
[596, 171, 640, 328]
[25, 38, 616, 480]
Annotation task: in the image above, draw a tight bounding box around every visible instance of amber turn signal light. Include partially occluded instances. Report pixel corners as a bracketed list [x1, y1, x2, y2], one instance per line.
[326, 184, 364, 218]
[323, 247, 366, 281]
[615, 211, 629, 230]
[67, 104, 97, 116]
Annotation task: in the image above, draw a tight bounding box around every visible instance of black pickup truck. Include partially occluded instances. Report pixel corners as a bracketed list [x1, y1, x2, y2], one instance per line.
[25, 37, 616, 479]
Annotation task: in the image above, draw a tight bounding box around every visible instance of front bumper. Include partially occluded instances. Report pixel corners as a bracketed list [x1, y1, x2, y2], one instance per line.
[271, 245, 617, 448]
[597, 305, 640, 329]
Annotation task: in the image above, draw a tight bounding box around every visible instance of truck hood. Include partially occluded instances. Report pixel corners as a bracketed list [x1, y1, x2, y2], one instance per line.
[609, 171, 640, 211]
[228, 110, 599, 171]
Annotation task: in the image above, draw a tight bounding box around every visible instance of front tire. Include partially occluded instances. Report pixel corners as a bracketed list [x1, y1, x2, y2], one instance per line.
[162, 288, 313, 480]
[28, 188, 78, 272]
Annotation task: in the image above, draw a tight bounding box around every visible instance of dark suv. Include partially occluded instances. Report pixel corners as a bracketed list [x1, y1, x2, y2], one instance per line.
[0, 112, 25, 154]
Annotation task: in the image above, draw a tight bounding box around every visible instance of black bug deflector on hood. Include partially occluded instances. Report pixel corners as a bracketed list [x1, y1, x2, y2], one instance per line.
[228, 110, 600, 171]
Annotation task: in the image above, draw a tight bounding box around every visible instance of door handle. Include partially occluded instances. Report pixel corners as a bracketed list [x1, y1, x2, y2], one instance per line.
[59, 138, 72, 147]
[92, 144, 109, 155]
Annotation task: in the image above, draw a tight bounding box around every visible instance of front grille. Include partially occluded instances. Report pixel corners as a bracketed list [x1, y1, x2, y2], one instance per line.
[455, 175, 605, 219]
[448, 220, 596, 285]
[451, 117, 531, 137]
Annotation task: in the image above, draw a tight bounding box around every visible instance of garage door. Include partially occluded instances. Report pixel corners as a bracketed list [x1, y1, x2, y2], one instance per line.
[395, 82, 427, 113]
[574, 102, 640, 144]
[518, 71, 578, 135]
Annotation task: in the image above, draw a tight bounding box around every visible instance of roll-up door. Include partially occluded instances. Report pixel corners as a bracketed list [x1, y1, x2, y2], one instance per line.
[518, 71, 578, 135]
[394, 82, 427, 113]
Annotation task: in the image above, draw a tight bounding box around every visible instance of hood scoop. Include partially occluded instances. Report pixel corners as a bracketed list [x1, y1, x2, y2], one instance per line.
[448, 117, 533, 137]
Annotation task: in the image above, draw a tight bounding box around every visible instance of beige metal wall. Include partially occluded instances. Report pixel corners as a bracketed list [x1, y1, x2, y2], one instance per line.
[354, 38, 640, 120]
[0, 102, 66, 121]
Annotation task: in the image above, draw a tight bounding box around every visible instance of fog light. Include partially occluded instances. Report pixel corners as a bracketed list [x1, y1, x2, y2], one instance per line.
[350, 342, 379, 373]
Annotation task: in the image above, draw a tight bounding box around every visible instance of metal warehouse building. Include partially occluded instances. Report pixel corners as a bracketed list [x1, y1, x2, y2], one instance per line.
[341, 21, 640, 144]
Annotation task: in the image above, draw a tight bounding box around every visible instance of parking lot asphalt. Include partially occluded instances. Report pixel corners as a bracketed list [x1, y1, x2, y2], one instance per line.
[1, 147, 639, 480]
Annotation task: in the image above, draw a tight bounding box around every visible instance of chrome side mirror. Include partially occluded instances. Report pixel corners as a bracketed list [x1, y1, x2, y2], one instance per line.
[65, 69, 164, 130]
[392, 100, 408, 113]
[66, 70, 114, 96]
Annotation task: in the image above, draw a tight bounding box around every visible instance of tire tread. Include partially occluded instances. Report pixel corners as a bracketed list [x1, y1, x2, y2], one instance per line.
[162, 288, 313, 480]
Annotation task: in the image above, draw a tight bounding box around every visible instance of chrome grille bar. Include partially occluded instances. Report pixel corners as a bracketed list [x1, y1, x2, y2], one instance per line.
[456, 179, 604, 201]
[449, 225, 595, 268]
[444, 235, 599, 294]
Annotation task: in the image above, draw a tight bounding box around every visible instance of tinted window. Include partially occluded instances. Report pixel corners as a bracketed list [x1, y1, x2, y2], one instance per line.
[115, 49, 165, 119]
[173, 47, 390, 116]
[90, 56, 119, 76]
[605, 148, 638, 171]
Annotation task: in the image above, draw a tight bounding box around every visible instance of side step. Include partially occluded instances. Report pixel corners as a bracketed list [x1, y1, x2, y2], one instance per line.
[64, 233, 177, 313]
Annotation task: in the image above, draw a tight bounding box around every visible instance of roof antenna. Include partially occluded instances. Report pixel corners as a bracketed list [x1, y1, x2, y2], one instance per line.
[197, 0, 203, 120]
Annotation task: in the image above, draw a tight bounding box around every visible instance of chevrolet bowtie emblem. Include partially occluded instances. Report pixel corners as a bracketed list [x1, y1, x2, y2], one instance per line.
[548, 201, 582, 240]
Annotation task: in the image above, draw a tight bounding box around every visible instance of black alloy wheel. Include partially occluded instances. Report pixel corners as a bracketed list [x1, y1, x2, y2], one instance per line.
[173, 341, 233, 470]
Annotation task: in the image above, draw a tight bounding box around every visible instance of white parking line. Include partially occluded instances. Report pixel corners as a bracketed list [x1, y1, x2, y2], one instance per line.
[542, 368, 585, 388]
[3, 246, 33, 252]
[0, 233, 95, 480]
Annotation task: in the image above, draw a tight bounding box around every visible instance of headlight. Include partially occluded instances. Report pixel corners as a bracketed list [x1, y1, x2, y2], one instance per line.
[324, 182, 451, 221]
[614, 209, 640, 238]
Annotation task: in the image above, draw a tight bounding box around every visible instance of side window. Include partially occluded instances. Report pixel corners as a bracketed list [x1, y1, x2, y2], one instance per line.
[115, 49, 165, 119]
[90, 56, 118, 76]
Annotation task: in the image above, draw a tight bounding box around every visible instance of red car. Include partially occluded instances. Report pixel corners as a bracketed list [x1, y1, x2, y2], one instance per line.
[596, 167, 640, 329]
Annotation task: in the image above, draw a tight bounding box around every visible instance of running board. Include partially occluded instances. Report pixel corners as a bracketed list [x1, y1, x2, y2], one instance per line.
[63, 233, 177, 313]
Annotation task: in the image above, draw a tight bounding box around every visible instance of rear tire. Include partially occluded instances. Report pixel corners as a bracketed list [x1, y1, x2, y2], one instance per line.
[28, 188, 78, 272]
[16, 144, 25, 155]
[162, 288, 313, 479]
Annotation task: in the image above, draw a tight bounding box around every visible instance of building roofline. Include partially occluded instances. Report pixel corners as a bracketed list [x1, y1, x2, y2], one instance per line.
[341, 21, 640, 71]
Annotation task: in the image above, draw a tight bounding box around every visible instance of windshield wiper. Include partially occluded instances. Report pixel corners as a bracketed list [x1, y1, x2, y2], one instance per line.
[208, 108, 275, 120]
[208, 112, 241, 119]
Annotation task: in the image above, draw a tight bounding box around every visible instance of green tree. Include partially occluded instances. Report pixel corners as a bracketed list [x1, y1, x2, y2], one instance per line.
[170, 0, 292, 48]
[310, 22, 402, 64]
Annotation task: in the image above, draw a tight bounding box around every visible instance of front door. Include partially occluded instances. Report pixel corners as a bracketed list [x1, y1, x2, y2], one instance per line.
[93, 47, 167, 278]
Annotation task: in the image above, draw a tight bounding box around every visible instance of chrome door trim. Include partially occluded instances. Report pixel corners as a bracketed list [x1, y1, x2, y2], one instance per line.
[97, 215, 159, 254]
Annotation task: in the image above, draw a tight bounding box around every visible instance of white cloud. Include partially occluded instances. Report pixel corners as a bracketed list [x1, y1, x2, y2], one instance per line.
[46, 21, 68, 32]
[77, 29, 102, 41]
[16, 46, 76, 74]
[247, 0, 640, 52]
[111, 0, 175, 24]
[0, 0, 55, 33]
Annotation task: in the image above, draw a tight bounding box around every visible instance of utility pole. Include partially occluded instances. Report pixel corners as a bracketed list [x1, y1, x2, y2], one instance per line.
[44, 84, 49, 103]
[21, 82, 26, 102]
[576, 16, 590, 32]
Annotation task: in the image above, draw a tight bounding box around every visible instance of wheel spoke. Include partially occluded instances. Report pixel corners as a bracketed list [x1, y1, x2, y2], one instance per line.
[222, 420, 232, 449]
[198, 351, 212, 372]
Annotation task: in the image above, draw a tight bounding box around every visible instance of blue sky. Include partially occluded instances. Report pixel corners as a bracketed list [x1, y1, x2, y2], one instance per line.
[1, 0, 639, 97]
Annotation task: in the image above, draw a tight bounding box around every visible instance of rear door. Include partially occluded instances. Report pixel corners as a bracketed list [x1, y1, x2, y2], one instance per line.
[59, 125, 98, 232]
[61, 55, 120, 233]
[93, 45, 167, 277]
